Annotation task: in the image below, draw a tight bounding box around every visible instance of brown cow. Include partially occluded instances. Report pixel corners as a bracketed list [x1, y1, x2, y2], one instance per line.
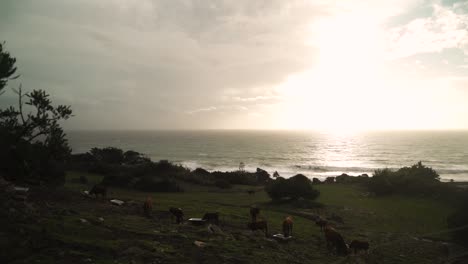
[143, 196, 153, 217]
[324, 226, 348, 256]
[315, 218, 328, 231]
[202, 212, 220, 225]
[169, 207, 184, 224]
[349, 240, 369, 254]
[89, 184, 107, 198]
[282, 216, 293, 237]
[250, 207, 260, 223]
[248, 220, 268, 237]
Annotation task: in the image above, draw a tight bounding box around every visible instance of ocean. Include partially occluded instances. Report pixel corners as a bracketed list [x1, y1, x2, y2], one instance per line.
[67, 130, 468, 181]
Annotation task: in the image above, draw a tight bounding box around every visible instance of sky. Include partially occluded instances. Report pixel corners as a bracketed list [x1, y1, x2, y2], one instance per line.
[1, 0, 468, 130]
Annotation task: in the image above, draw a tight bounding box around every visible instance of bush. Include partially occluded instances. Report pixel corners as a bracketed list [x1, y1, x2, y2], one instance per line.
[266, 174, 320, 201]
[214, 179, 232, 189]
[367, 162, 443, 196]
[90, 147, 124, 164]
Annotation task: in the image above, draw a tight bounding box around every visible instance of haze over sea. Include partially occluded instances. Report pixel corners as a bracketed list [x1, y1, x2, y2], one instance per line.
[68, 130, 468, 182]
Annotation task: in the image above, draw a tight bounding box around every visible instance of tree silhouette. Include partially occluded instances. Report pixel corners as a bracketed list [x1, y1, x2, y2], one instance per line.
[0, 41, 72, 185]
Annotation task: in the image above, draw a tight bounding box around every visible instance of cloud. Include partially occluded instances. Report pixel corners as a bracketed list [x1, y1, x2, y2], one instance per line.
[386, 3, 468, 59]
[0, 0, 325, 129]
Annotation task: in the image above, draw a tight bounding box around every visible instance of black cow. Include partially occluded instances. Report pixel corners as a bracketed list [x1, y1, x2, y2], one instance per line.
[202, 212, 220, 225]
[169, 207, 184, 224]
[248, 220, 268, 237]
[250, 207, 260, 223]
[89, 184, 107, 198]
[315, 218, 328, 231]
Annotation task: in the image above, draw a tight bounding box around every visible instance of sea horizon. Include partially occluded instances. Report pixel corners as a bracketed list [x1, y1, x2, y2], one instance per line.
[67, 129, 468, 182]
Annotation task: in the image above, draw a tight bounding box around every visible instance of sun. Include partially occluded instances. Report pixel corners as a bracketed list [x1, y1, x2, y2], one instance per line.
[275, 14, 388, 131]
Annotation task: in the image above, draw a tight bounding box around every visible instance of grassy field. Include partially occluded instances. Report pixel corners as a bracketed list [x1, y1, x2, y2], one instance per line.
[11, 171, 461, 264]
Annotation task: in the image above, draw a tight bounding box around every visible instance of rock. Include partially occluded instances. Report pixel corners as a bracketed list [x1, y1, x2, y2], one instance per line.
[79, 218, 88, 224]
[98, 217, 104, 222]
[194, 240, 207, 248]
[13, 186, 29, 193]
[207, 224, 223, 234]
[110, 199, 125, 206]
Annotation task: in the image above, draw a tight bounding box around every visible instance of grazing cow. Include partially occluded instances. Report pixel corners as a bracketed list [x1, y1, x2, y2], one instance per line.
[250, 207, 260, 223]
[315, 218, 328, 231]
[247, 190, 255, 195]
[202, 212, 220, 225]
[169, 207, 184, 224]
[247, 220, 268, 237]
[282, 216, 293, 237]
[324, 226, 348, 256]
[89, 184, 107, 198]
[143, 196, 153, 217]
[349, 240, 369, 254]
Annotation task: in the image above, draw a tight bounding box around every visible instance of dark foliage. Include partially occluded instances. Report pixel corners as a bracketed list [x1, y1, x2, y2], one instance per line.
[265, 174, 320, 201]
[123, 150, 150, 164]
[90, 147, 124, 165]
[0, 43, 72, 185]
[312, 177, 322, 184]
[367, 162, 443, 196]
[214, 179, 232, 189]
[0, 42, 18, 93]
[100, 159, 188, 192]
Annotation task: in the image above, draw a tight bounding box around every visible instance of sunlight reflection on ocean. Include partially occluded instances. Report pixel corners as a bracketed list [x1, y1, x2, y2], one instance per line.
[68, 130, 468, 181]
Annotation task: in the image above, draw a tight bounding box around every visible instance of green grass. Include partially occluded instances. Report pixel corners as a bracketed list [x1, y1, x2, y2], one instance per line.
[10, 171, 459, 264]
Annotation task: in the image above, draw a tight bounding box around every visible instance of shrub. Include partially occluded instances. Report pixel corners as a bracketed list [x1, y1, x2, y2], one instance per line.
[266, 174, 320, 201]
[214, 179, 232, 189]
[367, 162, 443, 197]
[90, 147, 124, 164]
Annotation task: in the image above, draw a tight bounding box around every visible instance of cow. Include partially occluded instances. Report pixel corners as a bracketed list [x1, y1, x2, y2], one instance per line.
[143, 196, 153, 217]
[202, 212, 220, 225]
[282, 216, 293, 237]
[247, 220, 268, 237]
[89, 184, 107, 198]
[324, 225, 348, 256]
[169, 207, 184, 224]
[315, 218, 328, 231]
[250, 207, 260, 223]
[349, 240, 369, 254]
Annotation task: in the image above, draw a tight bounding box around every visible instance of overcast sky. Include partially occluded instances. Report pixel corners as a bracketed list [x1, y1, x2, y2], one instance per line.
[1, 0, 468, 130]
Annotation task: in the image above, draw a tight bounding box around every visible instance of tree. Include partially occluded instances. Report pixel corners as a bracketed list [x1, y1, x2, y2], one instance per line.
[0, 42, 18, 93]
[0, 42, 72, 185]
